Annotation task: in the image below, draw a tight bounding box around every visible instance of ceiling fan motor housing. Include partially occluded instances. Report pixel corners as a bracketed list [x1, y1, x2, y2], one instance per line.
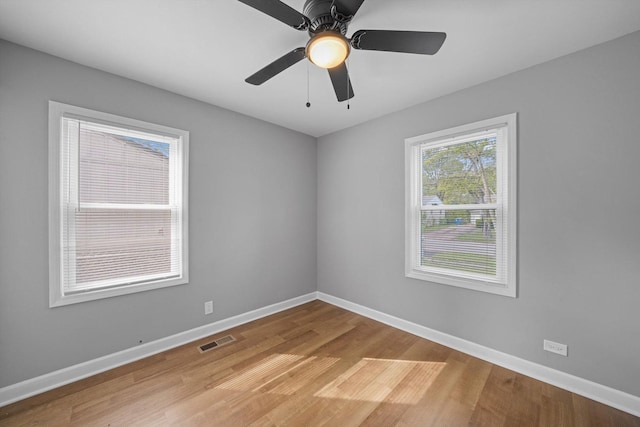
[303, 0, 349, 35]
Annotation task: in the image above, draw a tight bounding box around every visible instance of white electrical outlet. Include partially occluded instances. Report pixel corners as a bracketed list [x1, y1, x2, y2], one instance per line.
[543, 339, 568, 356]
[204, 300, 213, 315]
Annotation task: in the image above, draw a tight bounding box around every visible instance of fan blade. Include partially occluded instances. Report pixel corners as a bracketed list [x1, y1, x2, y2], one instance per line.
[351, 30, 446, 55]
[245, 48, 306, 85]
[333, 0, 365, 19]
[237, 0, 309, 30]
[328, 63, 354, 102]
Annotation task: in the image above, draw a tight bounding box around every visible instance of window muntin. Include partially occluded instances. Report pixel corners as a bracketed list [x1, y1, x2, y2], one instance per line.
[405, 114, 516, 297]
[49, 102, 189, 306]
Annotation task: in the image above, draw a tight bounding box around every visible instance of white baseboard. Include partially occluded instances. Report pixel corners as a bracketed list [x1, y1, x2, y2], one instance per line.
[0, 292, 317, 407]
[316, 292, 640, 417]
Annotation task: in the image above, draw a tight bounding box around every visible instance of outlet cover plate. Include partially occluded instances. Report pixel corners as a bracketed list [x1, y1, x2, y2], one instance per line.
[544, 339, 568, 356]
[204, 301, 213, 315]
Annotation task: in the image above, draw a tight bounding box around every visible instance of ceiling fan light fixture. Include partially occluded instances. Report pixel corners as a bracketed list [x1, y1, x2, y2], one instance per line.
[307, 32, 350, 69]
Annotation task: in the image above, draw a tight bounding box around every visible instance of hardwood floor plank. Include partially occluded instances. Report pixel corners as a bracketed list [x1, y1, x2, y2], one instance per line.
[316, 400, 380, 427]
[1, 301, 638, 427]
[503, 374, 542, 426]
[540, 394, 574, 427]
[359, 357, 445, 426]
[396, 356, 468, 426]
[464, 363, 516, 426]
[426, 356, 493, 426]
[250, 357, 357, 425]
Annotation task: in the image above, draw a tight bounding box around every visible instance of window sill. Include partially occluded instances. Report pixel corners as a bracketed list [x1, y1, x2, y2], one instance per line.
[405, 268, 516, 298]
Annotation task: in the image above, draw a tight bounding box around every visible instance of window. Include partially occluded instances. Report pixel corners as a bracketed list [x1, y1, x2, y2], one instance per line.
[49, 101, 189, 306]
[405, 113, 517, 297]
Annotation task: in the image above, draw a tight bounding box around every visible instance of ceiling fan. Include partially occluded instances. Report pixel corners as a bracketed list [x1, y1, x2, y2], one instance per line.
[238, 0, 447, 102]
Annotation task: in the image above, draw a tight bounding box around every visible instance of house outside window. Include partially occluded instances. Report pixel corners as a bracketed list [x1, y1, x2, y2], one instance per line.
[48, 102, 189, 306]
[405, 113, 517, 297]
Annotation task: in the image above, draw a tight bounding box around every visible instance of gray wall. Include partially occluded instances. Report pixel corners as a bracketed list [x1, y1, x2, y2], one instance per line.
[0, 40, 317, 388]
[317, 30, 640, 397]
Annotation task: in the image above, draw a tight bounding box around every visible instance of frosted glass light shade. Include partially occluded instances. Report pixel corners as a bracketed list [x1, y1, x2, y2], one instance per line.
[307, 33, 350, 69]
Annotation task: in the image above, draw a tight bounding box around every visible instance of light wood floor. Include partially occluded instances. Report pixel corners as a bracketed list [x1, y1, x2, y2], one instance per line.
[1, 300, 638, 426]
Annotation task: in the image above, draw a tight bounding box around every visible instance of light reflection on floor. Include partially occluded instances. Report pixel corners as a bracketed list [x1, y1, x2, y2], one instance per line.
[216, 353, 446, 405]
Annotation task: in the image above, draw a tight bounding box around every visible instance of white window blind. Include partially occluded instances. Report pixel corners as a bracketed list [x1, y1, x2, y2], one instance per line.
[49, 102, 189, 306]
[405, 114, 517, 297]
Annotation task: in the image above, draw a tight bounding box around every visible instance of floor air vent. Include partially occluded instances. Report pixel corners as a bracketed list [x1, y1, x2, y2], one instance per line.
[198, 335, 236, 353]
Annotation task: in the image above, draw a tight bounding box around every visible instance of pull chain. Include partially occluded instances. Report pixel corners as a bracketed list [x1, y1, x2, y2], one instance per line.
[306, 60, 311, 108]
[346, 57, 350, 110]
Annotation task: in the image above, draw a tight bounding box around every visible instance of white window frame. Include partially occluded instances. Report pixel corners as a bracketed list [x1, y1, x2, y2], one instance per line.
[405, 113, 517, 297]
[48, 101, 189, 307]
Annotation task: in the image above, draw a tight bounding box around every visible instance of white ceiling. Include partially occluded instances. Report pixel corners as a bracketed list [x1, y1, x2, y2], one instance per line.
[1, 1, 640, 137]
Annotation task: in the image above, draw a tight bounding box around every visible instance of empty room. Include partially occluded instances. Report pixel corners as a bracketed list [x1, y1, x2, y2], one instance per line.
[1, 0, 639, 425]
